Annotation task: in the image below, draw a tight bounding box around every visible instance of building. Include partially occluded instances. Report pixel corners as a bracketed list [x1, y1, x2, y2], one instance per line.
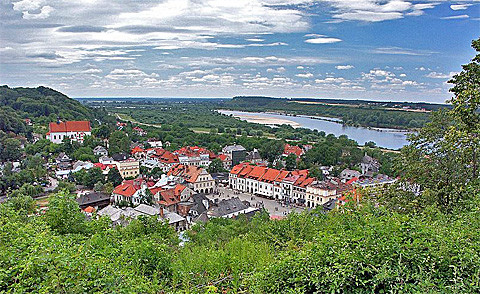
[168, 164, 215, 194]
[76, 192, 110, 210]
[221, 145, 246, 166]
[283, 143, 304, 158]
[361, 153, 380, 177]
[174, 146, 215, 167]
[46, 120, 91, 144]
[229, 163, 315, 204]
[207, 197, 259, 219]
[112, 178, 155, 206]
[340, 169, 361, 182]
[115, 158, 140, 179]
[147, 139, 163, 148]
[93, 146, 108, 156]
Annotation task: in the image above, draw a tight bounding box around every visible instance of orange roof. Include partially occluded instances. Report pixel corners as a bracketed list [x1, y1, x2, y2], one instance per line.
[284, 144, 303, 157]
[247, 166, 267, 179]
[112, 179, 154, 197]
[218, 154, 228, 161]
[231, 163, 248, 175]
[49, 121, 91, 133]
[167, 164, 203, 183]
[259, 168, 281, 183]
[239, 165, 255, 177]
[83, 206, 95, 213]
[131, 146, 145, 154]
[275, 170, 290, 182]
[346, 177, 359, 185]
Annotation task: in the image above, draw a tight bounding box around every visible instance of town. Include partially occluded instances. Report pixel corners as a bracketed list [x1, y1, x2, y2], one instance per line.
[1, 115, 396, 232]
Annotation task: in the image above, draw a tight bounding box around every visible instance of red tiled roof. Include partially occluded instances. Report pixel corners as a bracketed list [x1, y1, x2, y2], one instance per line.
[283, 144, 303, 157]
[231, 163, 248, 175]
[259, 168, 281, 183]
[239, 165, 255, 177]
[346, 177, 359, 185]
[131, 146, 144, 154]
[218, 154, 228, 161]
[167, 164, 203, 183]
[247, 166, 267, 179]
[83, 206, 95, 213]
[112, 179, 154, 197]
[49, 121, 91, 133]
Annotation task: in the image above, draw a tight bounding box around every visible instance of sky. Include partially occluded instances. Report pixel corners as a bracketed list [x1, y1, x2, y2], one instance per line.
[0, 0, 479, 102]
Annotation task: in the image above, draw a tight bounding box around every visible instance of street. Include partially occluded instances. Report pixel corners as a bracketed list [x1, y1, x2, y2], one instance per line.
[211, 186, 304, 217]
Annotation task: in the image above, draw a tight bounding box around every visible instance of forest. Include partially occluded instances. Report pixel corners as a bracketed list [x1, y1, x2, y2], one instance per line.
[221, 96, 434, 129]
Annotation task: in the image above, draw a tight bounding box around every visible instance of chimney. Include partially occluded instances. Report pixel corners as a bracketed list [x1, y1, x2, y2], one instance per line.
[159, 207, 164, 218]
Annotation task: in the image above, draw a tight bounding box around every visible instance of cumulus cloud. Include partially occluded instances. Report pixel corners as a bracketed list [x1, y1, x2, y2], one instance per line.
[296, 72, 314, 78]
[425, 71, 458, 79]
[335, 65, 354, 70]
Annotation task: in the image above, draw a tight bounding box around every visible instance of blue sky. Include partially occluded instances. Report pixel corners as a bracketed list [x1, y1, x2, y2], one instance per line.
[0, 0, 479, 102]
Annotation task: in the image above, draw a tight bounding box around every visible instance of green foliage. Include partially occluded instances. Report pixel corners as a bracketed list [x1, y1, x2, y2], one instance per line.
[259, 140, 284, 163]
[108, 130, 131, 154]
[44, 190, 87, 234]
[0, 137, 22, 161]
[208, 158, 226, 173]
[285, 153, 297, 171]
[107, 167, 123, 186]
[395, 39, 480, 212]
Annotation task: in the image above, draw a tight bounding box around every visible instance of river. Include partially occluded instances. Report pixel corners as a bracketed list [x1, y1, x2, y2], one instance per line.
[218, 110, 409, 150]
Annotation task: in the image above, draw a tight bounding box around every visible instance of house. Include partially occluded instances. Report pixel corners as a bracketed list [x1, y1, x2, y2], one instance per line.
[131, 146, 146, 160]
[112, 153, 129, 162]
[72, 161, 94, 173]
[283, 143, 304, 159]
[340, 169, 361, 182]
[145, 148, 179, 172]
[174, 146, 215, 167]
[76, 192, 110, 210]
[112, 178, 155, 206]
[97, 204, 186, 231]
[99, 156, 115, 165]
[177, 193, 211, 222]
[168, 164, 215, 194]
[147, 139, 163, 148]
[361, 153, 380, 177]
[133, 126, 147, 136]
[221, 145, 246, 166]
[152, 184, 195, 213]
[55, 152, 72, 170]
[46, 120, 91, 144]
[93, 146, 108, 156]
[245, 148, 262, 164]
[207, 197, 259, 219]
[217, 154, 232, 170]
[115, 158, 140, 179]
[229, 163, 315, 205]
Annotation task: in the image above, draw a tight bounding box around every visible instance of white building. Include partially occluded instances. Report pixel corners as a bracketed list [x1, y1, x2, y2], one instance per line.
[46, 121, 92, 144]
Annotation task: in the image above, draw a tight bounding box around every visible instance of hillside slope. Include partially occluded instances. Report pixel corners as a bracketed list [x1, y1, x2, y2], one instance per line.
[0, 85, 95, 134]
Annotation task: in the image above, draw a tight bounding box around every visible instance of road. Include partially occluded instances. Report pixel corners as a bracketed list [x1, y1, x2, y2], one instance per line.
[211, 186, 304, 217]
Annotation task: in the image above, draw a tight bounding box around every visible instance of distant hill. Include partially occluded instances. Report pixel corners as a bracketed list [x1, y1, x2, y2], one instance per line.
[0, 85, 95, 134]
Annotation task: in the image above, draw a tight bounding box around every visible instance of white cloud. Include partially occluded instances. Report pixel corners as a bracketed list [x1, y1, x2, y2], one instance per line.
[305, 36, 342, 44]
[335, 65, 354, 70]
[296, 72, 314, 78]
[450, 4, 471, 11]
[373, 47, 437, 56]
[425, 71, 458, 79]
[83, 68, 103, 74]
[441, 14, 469, 20]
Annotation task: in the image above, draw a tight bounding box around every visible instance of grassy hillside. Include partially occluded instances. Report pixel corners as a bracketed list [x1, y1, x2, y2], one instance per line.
[1, 192, 479, 293]
[221, 96, 435, 129]
[0, 85, 96, 134]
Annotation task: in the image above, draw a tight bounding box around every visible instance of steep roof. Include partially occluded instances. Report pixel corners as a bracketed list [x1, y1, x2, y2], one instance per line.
[131, 146, 145, 154]
[283, 144, 303, 157]
[49, 121, 91, 133]
[112, 179, 154, 197]
[246, 166, 267, 179]
[259, 168, 281, 183]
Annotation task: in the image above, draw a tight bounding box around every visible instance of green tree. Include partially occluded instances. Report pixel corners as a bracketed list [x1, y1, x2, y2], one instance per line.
[260, 140, 284, 163]
[107, 167, 123, 186]
[0, 138, 22, 161]
[44, 190, 86, 234]
[395, 38, 480, 212]
[285, 154, 297, 171]
[208, 158, 225, 173]
[108, 131, 131, 154]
